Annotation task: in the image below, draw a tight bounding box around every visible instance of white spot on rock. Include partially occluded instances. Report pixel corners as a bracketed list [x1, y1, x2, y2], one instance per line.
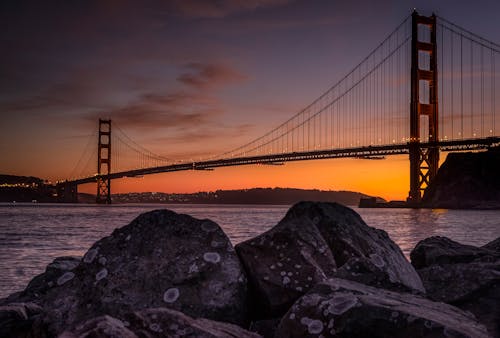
[369, 253, 385, 268]
[57, 272, 75, 286]
[325, 294, 359, 315]
[83, 248, 98, 263]
[149, 323, 162, 332]
[203, 252, 221, 264]
[96, 268, 108, 281]
[301, 317, 324, 334]
[163, 288, 180, 303]
[189, 263, 199, 274]
[98, 257, 107, 265]
[289, 313, 296, 320]
[125, 234, 131, 241]
[283, 276, 291, 285]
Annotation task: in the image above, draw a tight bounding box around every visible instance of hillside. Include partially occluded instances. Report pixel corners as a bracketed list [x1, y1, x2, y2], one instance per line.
[422, 148, 500, 209]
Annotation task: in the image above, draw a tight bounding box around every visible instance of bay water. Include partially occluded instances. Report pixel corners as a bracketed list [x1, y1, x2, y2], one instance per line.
[1, 203, 499, 298]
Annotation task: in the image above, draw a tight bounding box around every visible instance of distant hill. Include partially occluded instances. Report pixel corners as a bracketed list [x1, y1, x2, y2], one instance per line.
[422, 148, 500, 209]
[112, 188, 385, 206]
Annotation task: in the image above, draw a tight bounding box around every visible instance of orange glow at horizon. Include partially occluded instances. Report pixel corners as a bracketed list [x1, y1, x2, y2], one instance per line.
[79, 156, 417, 201]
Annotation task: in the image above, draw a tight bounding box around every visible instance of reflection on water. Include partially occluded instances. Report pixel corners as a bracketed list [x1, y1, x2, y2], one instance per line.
[0, 203, 499, 298]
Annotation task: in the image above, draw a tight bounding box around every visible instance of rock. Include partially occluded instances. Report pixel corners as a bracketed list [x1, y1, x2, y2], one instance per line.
[483, 236, 500, 252]
[275, 278, 490, 338]
[422, 150, 500, 209]
[410, 236, 499, 269]
[295, 202, 423, 293]
[249, 318, 281, 338]
[412, 237, 500, 337]
[0, 302, 46, 338]
[38, 209, 248, 335]
[1, 256, 81, 305]
[235, 203, 337, 318]
[236, 202, 423, 319]
[61, 307, 261, 338]
[59, 315, 137, 338]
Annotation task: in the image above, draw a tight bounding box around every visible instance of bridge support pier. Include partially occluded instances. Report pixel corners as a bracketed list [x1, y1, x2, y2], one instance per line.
[96, 119, 112, 204]
[56, 181, 78, 203]
[408, 11, 439, 204]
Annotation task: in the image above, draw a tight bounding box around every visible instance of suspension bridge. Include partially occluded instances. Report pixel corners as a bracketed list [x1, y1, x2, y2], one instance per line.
[56, 11, 500, 205]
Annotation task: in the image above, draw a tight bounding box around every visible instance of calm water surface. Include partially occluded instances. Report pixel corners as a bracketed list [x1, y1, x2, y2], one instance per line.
[1, 203, 499, 298]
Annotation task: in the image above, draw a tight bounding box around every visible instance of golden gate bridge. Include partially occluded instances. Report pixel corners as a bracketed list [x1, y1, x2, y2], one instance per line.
[56, 11, 500, 205]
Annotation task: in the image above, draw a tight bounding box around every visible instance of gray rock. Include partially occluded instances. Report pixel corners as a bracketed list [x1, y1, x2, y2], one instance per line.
[235, 204, 337, 318]
[483, 237, 500, 252]
[236, 202, 423, 319]
[39, 209, 248, 335]
[410, 236, 499, 269]
[275, 278, 490, 338]
[61, 307, 261, 338]
[292, 202, 423, 293]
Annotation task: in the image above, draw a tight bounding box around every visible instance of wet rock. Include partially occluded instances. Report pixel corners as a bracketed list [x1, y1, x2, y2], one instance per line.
[410, 236, 499, 269]
[236, 202, 423, 319]
[413, 237, 500, 337]
[235, 203, 337, 318]
[39, 209, 248, 335]
[483, 236, 500, 252]
[275, 278, 490, 338]
[0, 302, 47, 338]
[61, 307, 261, 338]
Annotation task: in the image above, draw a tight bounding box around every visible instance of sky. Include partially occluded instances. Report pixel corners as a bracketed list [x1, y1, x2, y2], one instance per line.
[1, 0, 500, 200]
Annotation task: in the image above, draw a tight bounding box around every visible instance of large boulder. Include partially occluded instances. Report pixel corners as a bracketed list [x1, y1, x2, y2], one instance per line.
[410, 236, 499, 269]
[60, 308, 261, 338]
[275, 278, 490, 337]
[235, 204, 337, 318]
[235, 202, 423, 320]
[33, 209, 247, 335]
[411, 236, 500, 337]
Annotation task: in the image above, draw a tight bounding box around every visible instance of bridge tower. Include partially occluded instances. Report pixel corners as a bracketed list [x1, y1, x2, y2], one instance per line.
[408, 11, 439, 204]
[96, 119, 112, 204]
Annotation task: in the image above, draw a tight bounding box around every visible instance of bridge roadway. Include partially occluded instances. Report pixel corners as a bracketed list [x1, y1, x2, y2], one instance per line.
[67, 137, 500, 186]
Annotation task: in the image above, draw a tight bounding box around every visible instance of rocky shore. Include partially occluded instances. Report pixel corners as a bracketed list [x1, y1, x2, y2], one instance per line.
[1, 202, 498, 337]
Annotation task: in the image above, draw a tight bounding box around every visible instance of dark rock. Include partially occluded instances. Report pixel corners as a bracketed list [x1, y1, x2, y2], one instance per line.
[0, 302, 47, 338]
[412, 236, 500, 337]
[275, 278, 490, 338]
[236, 202, 423, 319]
[37, 209, 247, 335]
[410, 236, 499, 269]
[1, 256, 81, 306]
[294, 203, 423, 293]
[235, 203, 337, 318]
[249, 318, 281, 338]
[61, 307, 261, 338]
[422, 150, 500, 209]
[483, 236, 500, 252]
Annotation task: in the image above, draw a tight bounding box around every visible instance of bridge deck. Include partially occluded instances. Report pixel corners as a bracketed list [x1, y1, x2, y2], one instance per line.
[66, 137, 500, 186]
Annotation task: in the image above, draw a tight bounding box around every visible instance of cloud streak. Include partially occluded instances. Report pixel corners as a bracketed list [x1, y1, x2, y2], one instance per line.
[168, 0, 293, 19]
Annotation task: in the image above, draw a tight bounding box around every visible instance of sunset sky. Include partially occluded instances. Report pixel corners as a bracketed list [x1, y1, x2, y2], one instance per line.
[1, 0, 500, 200]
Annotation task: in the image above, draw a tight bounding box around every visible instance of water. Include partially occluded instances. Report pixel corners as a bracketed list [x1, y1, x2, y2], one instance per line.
[1, 203, 499, 299]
